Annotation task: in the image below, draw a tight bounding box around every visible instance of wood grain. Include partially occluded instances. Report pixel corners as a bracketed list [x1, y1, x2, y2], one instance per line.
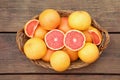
[0, 0, 120, 79]
[0, 75, 120, 80]
[0, 33, 119, 74]
[0, 0, 120, 32]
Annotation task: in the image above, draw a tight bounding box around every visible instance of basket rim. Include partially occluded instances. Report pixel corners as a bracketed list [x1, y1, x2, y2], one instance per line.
[16, 10, 110, 70]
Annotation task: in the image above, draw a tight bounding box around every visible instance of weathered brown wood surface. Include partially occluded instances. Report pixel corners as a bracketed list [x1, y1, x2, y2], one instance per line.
[0, 75, 120, 80]
[0, 0, 120, 80]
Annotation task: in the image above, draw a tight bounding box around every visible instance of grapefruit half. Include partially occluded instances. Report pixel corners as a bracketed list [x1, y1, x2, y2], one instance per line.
[45, 29, 64, 50]
[24, 19, 39, 37]
[64, 30, 86, 51]
[88, 27, 102, 45]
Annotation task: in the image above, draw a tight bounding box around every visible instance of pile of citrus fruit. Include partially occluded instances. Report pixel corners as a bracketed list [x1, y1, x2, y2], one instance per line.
[23, 9, 102, 72]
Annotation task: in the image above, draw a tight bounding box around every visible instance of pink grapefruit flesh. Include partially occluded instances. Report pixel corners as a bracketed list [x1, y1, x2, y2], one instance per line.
[64, 30, 86, 51]
[24, 19, 39, 37]
[89, 30, 102, 45]
[45, 29, 64, 50]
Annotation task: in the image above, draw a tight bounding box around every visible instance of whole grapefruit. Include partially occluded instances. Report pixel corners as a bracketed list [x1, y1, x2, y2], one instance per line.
[24, 38, 47, 59]
[39, 9, 61, 30]
[58, 17, 71, 33]
[78, 43, 99, 63]
[63, 47, 78, 62]
[50, 50, 70, 72]
[68, 11, 91, 30]
[34, 25, 47, 39]
[42, 49, 55, 62]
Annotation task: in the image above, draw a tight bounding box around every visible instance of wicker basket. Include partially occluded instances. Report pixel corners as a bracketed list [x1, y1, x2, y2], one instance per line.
[16, 10, 110, 70]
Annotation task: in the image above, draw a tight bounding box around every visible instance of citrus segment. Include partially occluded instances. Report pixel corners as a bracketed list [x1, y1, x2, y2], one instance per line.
[39, 9, 61, 30]
[45, 29, 64, 50]
[24, 19, 39, 37]
[78, 43, 99, 63]
[50, 51, 70, 72]
[64, 30, 86, 51]
[24, 38, 47, 60]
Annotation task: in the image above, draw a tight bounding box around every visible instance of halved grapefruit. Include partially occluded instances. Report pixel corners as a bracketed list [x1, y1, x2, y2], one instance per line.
[24, 19, 39, 37]
[44, 29, 64, 50]
[88, 26, 102, 45]
[64, 30, 86, 51]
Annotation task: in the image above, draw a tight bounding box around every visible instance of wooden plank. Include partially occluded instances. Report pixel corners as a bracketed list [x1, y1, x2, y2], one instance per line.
[0, 0, 120, 32]
[0, 33, 120, 73]
[0, 75, 120, 80]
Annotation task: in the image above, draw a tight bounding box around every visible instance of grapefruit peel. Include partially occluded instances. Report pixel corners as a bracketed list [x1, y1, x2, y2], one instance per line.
[24, 19, 39, 38]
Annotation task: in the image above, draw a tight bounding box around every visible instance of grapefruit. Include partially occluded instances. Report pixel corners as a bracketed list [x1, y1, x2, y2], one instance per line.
[39, 9, 61, 30]
[58, 17, 71, 33]
[42, 49, 55, 62]
[63, 47, 78, 62]
[45, 29, 64, 50]
[68, 11, 91, 30]
[50, 50, 70, 72]
[64, 30, 86, 51]
[78, 43, 99, 63]
[24, 38, 47, 60]
[88, 26, 102, 45]
[34, 25, 47, 39]
[83, 30, 92, 42]
[24, 19, 39, 37]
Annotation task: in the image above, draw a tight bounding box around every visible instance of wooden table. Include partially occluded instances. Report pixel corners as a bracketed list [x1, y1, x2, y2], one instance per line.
[0, 0, 120, 80]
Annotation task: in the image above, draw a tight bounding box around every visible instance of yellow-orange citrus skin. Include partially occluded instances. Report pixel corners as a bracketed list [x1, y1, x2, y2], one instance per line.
[78, 43, 99, 63]
[42, 49, 55, 62]
[50, 50, 70, 72]
[58, 17, 71, 33]
[63, 47, 78, 62]
[68, 11, 91, 30]
[34, 25, 47, 39]
[39, 9, 61, 30]
[83, 30, 92, 42]
[24, 38, 47, 60]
